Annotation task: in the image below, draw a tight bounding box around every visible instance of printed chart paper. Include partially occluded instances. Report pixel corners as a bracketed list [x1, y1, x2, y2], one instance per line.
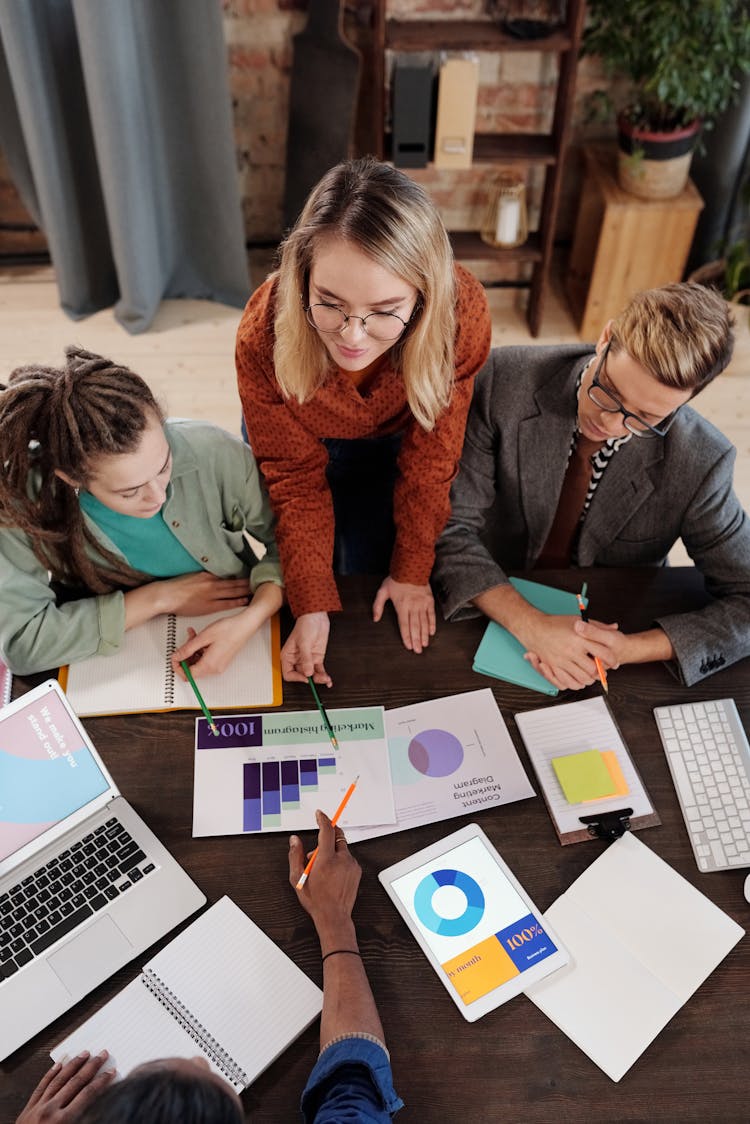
[347, 689, 535, 842]
[192, 707, 395, 836]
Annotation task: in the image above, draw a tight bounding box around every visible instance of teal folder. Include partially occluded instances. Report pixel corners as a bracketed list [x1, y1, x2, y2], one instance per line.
[472, 577, 585, 697]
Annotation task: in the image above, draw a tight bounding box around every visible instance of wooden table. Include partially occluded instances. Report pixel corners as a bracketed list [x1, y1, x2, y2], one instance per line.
[2, 570, 748, 1123]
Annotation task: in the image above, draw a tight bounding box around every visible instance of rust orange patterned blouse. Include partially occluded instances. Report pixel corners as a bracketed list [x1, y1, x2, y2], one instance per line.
[235, 263, 491, 618]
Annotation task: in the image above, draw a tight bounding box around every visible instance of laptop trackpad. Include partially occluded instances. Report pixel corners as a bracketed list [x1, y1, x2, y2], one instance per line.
[48, 915, 133, 994]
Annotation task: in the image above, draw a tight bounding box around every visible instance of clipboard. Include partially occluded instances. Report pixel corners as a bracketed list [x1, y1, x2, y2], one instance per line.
[514, 696, 660, 844]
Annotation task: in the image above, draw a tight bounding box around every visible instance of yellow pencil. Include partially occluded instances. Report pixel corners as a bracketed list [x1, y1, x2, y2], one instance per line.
[576, 591, 609, 694]
[180, 660, 219, 736]
[295, 775, 359, 889]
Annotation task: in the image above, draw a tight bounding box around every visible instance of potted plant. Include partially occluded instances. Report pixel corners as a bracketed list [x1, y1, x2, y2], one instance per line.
[583, 1, 750, 200]
[690, 187, 750, 324]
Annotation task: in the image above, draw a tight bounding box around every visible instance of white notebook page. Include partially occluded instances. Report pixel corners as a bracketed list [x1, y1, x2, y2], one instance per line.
[147, 897, 322, 1085]
[515, 696, 653, 834]
[51, 978, 203, 1080]
[64, 611, 275, 714]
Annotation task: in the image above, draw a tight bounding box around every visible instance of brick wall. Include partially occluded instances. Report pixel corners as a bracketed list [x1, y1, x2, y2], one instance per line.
[1, 1, 613, 259]
[231, 0, 614, 252]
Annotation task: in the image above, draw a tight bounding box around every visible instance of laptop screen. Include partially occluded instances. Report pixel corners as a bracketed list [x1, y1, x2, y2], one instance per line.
[0, 686, 110, 864]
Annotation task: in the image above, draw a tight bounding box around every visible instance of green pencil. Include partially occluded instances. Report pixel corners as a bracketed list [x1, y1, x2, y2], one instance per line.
[307, 676, 339, 751]
[180, 660, 219, 736]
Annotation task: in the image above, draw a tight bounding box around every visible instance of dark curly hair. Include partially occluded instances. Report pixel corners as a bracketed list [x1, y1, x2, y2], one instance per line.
[0, 345, 164, 592]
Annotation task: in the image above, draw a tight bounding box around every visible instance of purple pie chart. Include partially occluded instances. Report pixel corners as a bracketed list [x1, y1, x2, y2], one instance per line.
[407, 729, 464, 778]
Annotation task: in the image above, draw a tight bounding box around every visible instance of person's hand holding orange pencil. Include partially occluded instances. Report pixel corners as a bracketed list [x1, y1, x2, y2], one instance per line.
[294, 778, 359, 889]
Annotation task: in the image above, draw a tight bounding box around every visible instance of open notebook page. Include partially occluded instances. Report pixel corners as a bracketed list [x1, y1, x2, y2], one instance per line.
[169, 611, 275, 709]
[515, 696, 653, 834]
[146, 897, 322, 1085]
[51, 978, 206, 1082]
[64, 615, 168, 713]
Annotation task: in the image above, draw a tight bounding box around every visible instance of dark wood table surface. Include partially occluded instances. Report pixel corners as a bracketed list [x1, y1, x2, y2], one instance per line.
[2, 570, 748, 1123]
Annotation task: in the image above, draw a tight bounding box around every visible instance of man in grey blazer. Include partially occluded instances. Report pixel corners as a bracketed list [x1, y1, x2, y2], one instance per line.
[433, 283, 750, 689]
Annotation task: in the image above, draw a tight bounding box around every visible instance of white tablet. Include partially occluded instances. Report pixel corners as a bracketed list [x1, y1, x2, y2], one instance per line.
[379, 823, 569, 1021]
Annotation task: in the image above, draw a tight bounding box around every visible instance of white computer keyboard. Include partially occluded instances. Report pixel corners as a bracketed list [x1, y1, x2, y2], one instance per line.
[653, 699, 750, 872]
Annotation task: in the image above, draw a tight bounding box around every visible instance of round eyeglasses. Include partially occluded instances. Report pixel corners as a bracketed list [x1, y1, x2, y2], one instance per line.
[305, 302, 412, 342]
[586, 343, 680, 438]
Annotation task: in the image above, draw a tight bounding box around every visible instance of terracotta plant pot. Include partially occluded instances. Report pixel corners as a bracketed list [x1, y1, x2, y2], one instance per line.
[617, 114, 701, 200]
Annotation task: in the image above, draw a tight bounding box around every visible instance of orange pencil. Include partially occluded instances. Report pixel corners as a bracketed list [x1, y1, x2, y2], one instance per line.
[576, 589, 609, 694]
[295, 775, 360, 889]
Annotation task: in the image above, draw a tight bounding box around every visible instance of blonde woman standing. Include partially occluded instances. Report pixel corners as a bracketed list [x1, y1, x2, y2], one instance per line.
[236, 157, 491, 686]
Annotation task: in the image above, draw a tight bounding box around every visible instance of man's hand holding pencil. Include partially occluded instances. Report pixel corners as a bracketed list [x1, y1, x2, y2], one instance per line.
[289, 810, 361, 948]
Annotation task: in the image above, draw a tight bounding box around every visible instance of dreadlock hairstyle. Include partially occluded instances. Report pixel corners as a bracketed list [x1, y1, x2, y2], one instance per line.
[0, 346, 165, 593]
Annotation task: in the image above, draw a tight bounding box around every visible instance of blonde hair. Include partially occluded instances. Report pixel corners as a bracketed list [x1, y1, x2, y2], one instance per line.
[273, 157, 456, 430]
[609, 283, 734, 393]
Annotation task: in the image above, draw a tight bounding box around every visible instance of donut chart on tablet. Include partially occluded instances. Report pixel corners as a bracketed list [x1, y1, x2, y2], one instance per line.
[413, 868, 485, 937]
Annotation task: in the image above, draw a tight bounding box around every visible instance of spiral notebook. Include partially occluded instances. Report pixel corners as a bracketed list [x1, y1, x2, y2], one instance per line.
[59, 610, 282, 716]
[51, 897, 323, 1091]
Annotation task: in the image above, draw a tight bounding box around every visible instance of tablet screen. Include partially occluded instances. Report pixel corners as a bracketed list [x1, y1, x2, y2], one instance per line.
[389, 835, 559, 1007]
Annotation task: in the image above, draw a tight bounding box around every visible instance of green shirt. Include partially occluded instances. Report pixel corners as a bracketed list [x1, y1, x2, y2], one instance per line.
[78, 492, 202, 577]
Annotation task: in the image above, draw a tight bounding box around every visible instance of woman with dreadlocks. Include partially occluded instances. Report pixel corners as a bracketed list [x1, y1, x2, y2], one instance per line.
[0, 347, 283, 677]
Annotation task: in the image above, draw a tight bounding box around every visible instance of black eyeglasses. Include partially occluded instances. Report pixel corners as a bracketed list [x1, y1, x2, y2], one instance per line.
[586, 343, 680, 438]
[304, 302, 412, 342]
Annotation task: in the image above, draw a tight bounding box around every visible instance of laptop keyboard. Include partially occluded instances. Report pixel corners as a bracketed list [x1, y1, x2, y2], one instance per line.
[654, 698, 750, 872]
[0, 816, 156, 982]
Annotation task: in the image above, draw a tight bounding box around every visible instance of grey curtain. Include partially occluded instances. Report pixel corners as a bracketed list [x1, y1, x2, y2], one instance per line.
[0, 0, 249, 333]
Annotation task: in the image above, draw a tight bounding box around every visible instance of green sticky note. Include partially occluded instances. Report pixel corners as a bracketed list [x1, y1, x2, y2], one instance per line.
[551, 750, 618, 804]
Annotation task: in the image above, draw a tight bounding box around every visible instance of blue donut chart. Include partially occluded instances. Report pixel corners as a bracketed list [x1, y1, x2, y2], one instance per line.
[413, 868, 485, 937]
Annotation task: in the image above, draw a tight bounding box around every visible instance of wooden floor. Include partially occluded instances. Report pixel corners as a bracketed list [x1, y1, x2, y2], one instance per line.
[1, 259, 749, 564]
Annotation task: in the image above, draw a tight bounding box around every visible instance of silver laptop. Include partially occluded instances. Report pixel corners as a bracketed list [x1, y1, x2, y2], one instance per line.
[0, 679, 205, 1060]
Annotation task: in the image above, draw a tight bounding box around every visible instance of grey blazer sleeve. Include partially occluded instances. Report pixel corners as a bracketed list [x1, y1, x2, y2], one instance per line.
[655, 444, 750, 686]
[432, 363, 511, 620]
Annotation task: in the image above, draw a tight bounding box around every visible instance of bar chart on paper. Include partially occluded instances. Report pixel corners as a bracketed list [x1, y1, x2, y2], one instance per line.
[242, 754, 338, 831]
[192, 707, 395, 837]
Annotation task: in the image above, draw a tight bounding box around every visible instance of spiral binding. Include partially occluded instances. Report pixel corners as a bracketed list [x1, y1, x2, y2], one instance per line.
[164, 615, 177, 705]
[141, 968, 248, 1088]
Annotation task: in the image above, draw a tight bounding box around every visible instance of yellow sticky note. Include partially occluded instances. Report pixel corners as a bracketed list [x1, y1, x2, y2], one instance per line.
[552, 750, 618, 804]
[580, 751, 630, 803]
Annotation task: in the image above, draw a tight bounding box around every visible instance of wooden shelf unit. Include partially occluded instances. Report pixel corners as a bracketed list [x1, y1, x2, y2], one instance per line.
[366, 0, 585, 336]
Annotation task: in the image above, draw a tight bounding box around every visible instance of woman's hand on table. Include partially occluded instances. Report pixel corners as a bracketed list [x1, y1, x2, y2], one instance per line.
[372, 577, 436, 654]
[16, 1052, 114, 1123]
[281, 612, 332, 686]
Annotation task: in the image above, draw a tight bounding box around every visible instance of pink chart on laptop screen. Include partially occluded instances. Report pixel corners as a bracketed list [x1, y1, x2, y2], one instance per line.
[0, 690, 109, 863]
